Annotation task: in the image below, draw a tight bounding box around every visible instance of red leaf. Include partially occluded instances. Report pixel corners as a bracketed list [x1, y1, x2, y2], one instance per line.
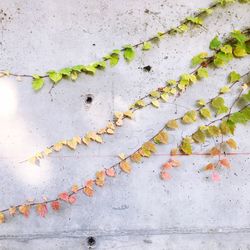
[160, 171, 171, 181]
[105, 167, 116, 177]
[162, 162, 172, 169]
[58, 192, 69, 202]
[68, 195, 77, 204]
[219, 158, 230, 168]
[36, 204, 48, 218]
[51, 201, 60, 211]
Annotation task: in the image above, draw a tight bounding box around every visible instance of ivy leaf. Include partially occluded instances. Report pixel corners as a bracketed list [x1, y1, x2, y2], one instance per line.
[120, 160, 132, 173]
[219, 158, 231, 168]
[83, 180, 94, 197]
[83, 65, 96, 75]
[59, 67, 72, 76]
[135, 100, 145, 108]
[213, 51, 233, 67]
[142, 41, 152, 50]
[229, 71, 240, 83]
[160, 93, 169, 102]
[220, 85, 230, 94]
[211, 97, 228, 115]
[166, 120, 179, 129]
[220, 44, 232, 54]
[105, 167, 116, 177]
[36, 204, 48, 218]
[231, 30, 247, 44]
[32, 76, 44, 91]
[151, 99, 160, 108]
[233, 45, 247, 57]
[153, 131, 168, 144]
[186, 16, 203, 25]
[93, 61, 106, 70]
[191, 52, 208, 66]
[59, 192, 69, 202]
[150, 90, 161, 98]
[197, 67, 208, 78]
[200, 107, 211, 119]
[226, 138, 237, 149]
[180, 137, 193, 155]
[220, 120, 235, 135]
[210, 36, 221, 50]
[130, 152, 142, 163]
[72, 65, 84, 72]
[182, 110, 197, 123]
[108, 50, 120, 67]
[47, 71, 62, 84]
[192, 130, 206, 143]
[123, 45, 135, 62]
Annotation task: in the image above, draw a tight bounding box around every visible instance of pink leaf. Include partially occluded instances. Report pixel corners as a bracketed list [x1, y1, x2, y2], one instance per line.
[68, 195, 77, 204]
[211, 171, 221, 182]
[58, 192, 69, 202]
[160, 171, 171, 181]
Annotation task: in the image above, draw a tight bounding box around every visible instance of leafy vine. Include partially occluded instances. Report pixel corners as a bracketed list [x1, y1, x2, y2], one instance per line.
[0, 0, 248, 91]
[27, 28, 250, 165]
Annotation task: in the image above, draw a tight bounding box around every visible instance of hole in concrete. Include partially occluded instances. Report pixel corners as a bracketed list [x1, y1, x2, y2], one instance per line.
[143, 65, 152, 72]
[87, 236, 96, 247]
[85, 94, 93, 104]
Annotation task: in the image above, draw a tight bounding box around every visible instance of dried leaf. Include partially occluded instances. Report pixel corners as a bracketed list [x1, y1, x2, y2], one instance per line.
[9, 207, 17, 216]
[210, 147, 221, 156]
[71, 184, 79, 193]
[154, 131, 168, 144]
[204, 163, 215, 171]
[130, 152, 142, 163]
[220, 158, 230, 168]
[162, 162, 172, 169]
[68, 195, 77, 204]
[95, 171, 106, 187]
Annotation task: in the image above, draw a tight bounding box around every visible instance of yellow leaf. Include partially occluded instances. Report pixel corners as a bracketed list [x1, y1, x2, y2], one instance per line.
[107, 122, 115, 130]
[82, 136, 91, 145]
[95, 171, 105, 186]
[118, 153, 126, 160]
[106, 128, 115, 134]
[43, 147, 53, 156]
[71, 184, 79, 193]
[28, 156, 37, 165]
[124, 110, 133, 119]
[73, 136, 82, 144]
[9, 207, 16, 216]
[139, 148, 151, 157]
[115, 118, 123, 126]
[120, 161, 132, 173]
[67, 139, 77, 150]
[130, 152, 142, 163]
[154, 131, 168, 144]
[142, 141, 157, 153]
[226, 138, 237, 149]
[166, 120, 179, 129]
[114, 112, 123, 119]
[53, 142, 63, 152]
[151, 99, 160, 108]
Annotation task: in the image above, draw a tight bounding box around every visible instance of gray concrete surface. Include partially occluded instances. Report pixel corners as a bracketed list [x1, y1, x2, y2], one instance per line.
[0, 0, 250, 249]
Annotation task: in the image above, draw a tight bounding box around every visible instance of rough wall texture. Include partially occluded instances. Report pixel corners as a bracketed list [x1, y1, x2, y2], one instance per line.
[0, 0, 250, 249]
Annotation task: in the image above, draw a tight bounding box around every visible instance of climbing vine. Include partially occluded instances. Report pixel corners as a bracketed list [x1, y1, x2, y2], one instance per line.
[0, 0, 248, 91]
[27, 28, 250, 165]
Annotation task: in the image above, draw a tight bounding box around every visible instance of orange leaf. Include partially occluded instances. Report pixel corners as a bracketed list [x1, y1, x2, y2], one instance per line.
[210, 147, 221, 156]
[68, 195, 77, 204]
[130, 152, 142, 163]
[71, 184, 79, 193]
[160, 171, 171, 181]
[105, 167, 116, 177]
[83, 187, 94, 197]
[95, 170, 106, 187]
[204, 163, 215, 171]
[169, 159, 180, 167]
[36, 204, 48, 218]
[219, 158, 230, 168]
[162, 162, 172, 169]
[51, 201, 60, 211]
[120, 160, 132, 173]
[0, 212, 5, 224]
[58, 192, 69, 202]
[19, 205, 30, 218]
[85, 180, 94, 189]
[9, 207, 17, 216]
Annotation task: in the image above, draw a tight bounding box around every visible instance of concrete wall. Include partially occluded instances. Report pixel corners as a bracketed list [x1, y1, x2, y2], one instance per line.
[0, 0, 250, 249]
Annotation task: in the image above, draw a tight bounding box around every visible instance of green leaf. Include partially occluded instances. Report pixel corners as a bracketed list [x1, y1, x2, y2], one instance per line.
[207, 126, 221, 137]
[186, 16, 203, 25]
[160, 93, 168, 102]
[32, 77, 44, 91]
[233, 45, 247, 57]
[142, 41, 152, 51]
[197, 99, 206, 107]
[60, 68, 72, 76]
[229, 71, 240, 83]
[83, 65, 96, 75]
[210, 36, 221, 50]
[220, 85, 230, 94]
[200, 108, 211, 119]
[123, 45, 135, 62]
[220, 120, 235, 135]
[197, 67, 208, 78]
[110, 53, 119, 67]
[191, 52, 208, 66]
[135, 100, 145, 108]
[211, 97, 228, 115]
[213, 51, 233, 67]
[220, 44, 232, 54]
[177, 24, 189, 33]
[93, 61, 106, 69]
[180, 137, 193, 155]
[192, 130, 206, 143]
[47, 71, 62, 84]
[231, 30, 247, 44]
[241, 90, 250, 102]
[199, 8, 213, 15]
[229, 112, 248, 124]
[182, 110, 197, 123]
[72, 65, 84, 72]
